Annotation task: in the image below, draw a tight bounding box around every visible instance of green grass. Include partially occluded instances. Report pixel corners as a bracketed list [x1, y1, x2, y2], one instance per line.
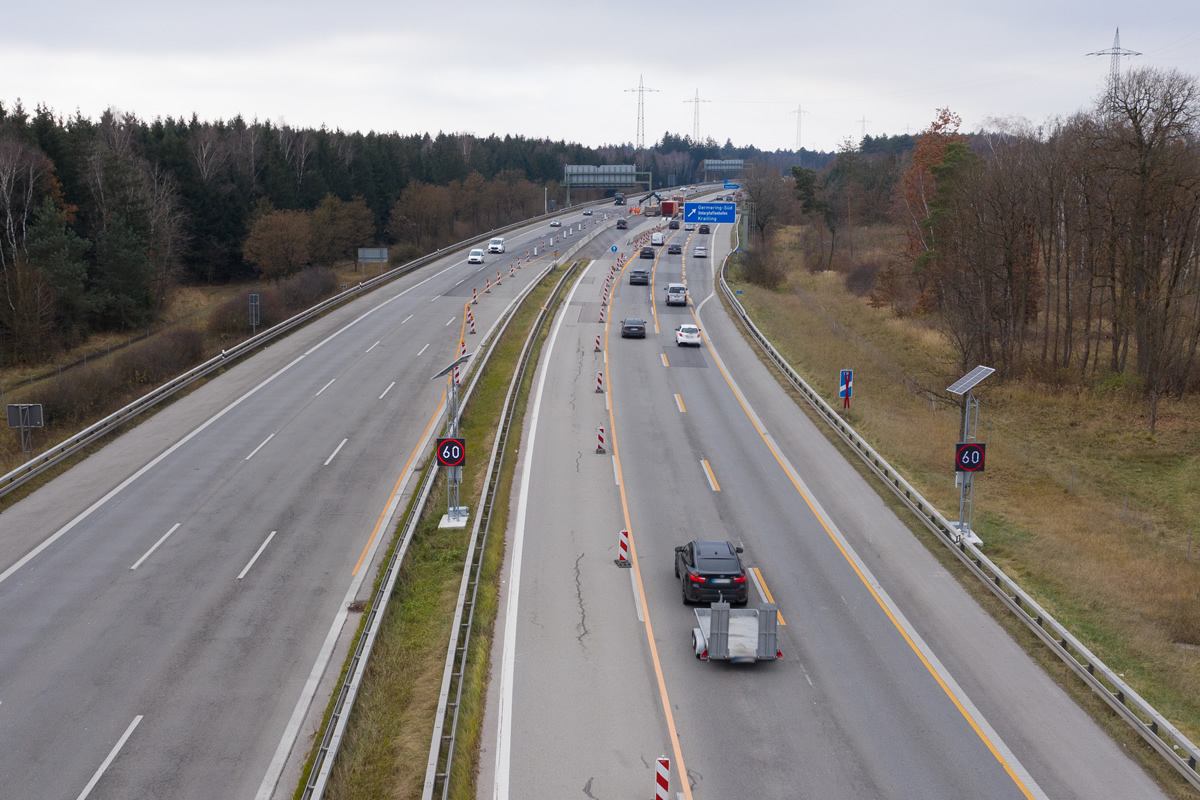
[306, 260, 578, 799]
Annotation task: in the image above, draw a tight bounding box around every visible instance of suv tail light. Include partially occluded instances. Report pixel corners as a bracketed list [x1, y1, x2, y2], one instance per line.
[733, 574, 747, 583]
[688, 574, 706, 583]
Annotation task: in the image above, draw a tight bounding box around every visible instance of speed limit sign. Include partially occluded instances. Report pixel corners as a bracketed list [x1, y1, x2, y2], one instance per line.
[436, 437, 466, 467]
[955, 442, 985, 473]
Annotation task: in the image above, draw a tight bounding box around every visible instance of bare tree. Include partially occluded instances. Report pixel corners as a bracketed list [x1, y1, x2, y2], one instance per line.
[740, 161, 791, 246]
[190, 126, 228, 183]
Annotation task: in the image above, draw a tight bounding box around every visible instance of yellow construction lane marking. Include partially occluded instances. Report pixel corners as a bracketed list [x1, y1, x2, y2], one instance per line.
[701, 459, 721, 491]
[751, 567, 787, 626]
[690, 306, 1037, 799]
[674, 393, 686, 413]
[603, 277, 695, 800]
[661, 353, 669, 367]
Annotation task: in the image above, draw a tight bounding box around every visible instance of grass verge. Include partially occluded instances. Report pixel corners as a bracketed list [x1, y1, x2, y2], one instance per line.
[303, 260, 579, 799]
[722, 234, 1200, 799]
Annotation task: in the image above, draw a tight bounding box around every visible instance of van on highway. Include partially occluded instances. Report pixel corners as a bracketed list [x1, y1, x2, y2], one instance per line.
[651, 232, 664, 246]
[665, 282, 687, 306]
[487, 237, 505, 253]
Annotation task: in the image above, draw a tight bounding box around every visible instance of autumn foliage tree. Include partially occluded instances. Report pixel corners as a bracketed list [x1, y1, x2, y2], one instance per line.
[243, 210, 311, 281]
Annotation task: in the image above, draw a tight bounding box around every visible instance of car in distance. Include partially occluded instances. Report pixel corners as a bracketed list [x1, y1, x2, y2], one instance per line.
[667, 242, 682, 255]
[467, 248, 485, 264]
[620, 318, 647, 338]
[616, 218, 628, 230]
[693, 246, 708, 258]
[675, 324, 701, 347]
[665, 282, 687, 305]
[628, 267, 650, 285]
[668, 219, 680, 229]
[549, 219, 562, 227]
[698, 224, 710, 234]
[640, 246, 655, 259]
[684, 222, 695, 232]
[488, 237, 505, 253]
[675, 540, 748, 605]
[583, 209, 593, 215]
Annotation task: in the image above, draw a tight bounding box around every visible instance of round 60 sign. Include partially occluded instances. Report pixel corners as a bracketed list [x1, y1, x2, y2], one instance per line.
[436, 437, 466, 467]
[955, 442, 985, 473]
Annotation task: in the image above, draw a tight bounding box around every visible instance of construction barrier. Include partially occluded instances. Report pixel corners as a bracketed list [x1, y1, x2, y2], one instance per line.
[594, 334, 602, 353]
[615, 529, 631, 568]
[596, 427, 605, 454]
[596, 372, 604, 393]
[655, 757, 670, 800]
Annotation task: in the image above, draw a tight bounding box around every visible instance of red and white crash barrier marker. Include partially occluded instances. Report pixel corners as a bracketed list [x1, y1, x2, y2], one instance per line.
[596, 371, 604, 393]
[594, 334, 602, 353]
[496, 269, 502, 286]
[472, 287, 478, 305]
[655, 756, 669, 799]
[469, 311, 476, 335]
[596, 427, 605, 454]
[485, 276, 491, 293]
[614, 529, 631, 568]
[509, 264, 515, 278]
[599, 304, 605, 324]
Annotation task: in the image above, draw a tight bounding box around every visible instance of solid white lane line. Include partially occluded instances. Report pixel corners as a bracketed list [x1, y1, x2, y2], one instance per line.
[445, 316, 455, 326]
[675, 393, 685, 413]
[418, 343, 430, 356]
[430, 296, 438, 303]
[379, 381, 396, 400]
[237, 531, 277, 580]
[324, 438, 348, 466]
[130, 523, 181, 570]
[402, 314, 413, 324]
[315, 378, 336, 397]
[630, 567, 645, 623]
[748, 565, 768, 604]
[612, 455, 620, 486]
[661, 353, 669, 367]
[245, 433, 275, 461]
[76, 715, 142, 800]
[366, 341, 380, 353]
[494, 262, 592, 800]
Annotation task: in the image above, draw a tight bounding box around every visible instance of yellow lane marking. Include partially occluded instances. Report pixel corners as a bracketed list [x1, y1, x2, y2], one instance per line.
[661, 353, 669, 368]
[751, 567, 788, 626]
[605, 291, 695, 800]
[675, 393, 686, 413]
[690, 306, 1037, 799]
[701, 459, 721, 492]
[352, 391, 444, 575]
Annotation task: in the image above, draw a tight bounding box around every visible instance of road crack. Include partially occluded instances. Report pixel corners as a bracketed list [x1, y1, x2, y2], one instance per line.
[575, 552, 589, 651]
[582, 777, 599, 799]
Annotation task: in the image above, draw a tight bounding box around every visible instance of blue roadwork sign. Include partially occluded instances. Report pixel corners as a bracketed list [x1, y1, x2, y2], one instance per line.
[839, 370, 853, 398]
[683, 202, 736, 223]
[724, 182, 740, 189]
[611, 245, 618, 252]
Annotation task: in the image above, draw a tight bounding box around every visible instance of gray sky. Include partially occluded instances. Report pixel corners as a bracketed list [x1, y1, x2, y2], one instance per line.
[5, 1, 1200, 153]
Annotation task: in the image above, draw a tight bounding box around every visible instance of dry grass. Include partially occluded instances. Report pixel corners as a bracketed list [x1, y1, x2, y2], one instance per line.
[726, 226, 1200, 795]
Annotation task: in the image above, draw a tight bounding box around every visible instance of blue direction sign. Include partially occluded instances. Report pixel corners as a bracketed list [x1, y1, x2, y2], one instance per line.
[611, 245, 618, 252]
[724, 182, 740, 189]
[683, 202, 736, 223]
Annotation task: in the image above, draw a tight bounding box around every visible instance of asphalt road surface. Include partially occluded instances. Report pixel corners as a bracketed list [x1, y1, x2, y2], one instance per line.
[478, 213, 1168, 799]
[0, 205, 621, 800]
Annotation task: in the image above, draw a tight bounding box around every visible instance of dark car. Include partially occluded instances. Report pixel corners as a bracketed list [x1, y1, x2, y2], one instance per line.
[616, 218, 628, 230]
[639, 246, 655, 259]
[620, 317, 647, 338]
[668, 219, 680, 229]
[675, 540, 748, 605]
[629, 268, 650, 285]
[698, 224, 710, 234]
[667, 242, 682, 255]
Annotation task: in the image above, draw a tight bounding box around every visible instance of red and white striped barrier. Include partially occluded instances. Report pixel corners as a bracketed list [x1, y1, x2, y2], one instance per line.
[468, 311, 476, 335]
[655, 757, 669, 800]
[485, 276, 491, 293]
[599, 304, 605, 324]
[594, 334, 602, 353]
[596, 371, 604, 393]
[454, 339, 466, 384]
[615, 529, 631, 568]
[596, 427, 605, 454]
[472, 287, 478, 305]
[495, 269, 502, 285]
[509, 264, 515, 278]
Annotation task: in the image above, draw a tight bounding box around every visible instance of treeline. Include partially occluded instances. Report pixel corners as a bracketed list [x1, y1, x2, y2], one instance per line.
[862, 67, 1200, 430]
[0, 102, 814, 366]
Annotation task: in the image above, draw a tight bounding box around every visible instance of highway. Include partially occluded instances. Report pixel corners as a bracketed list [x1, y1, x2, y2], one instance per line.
[0, 207, 617, 799]
[478, 211, 1168, 799]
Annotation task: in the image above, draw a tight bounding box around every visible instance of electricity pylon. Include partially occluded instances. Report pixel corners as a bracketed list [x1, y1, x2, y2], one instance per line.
[624, 75, 659, 149]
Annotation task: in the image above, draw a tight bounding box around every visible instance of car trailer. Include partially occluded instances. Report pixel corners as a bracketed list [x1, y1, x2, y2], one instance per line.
[692, 602, 782, 663]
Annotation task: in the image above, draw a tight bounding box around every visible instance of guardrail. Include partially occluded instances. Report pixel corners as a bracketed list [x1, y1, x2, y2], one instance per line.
[303, 219, 618, 800]
[0, 201, 615, 502]
[715, 236, 1200, 790]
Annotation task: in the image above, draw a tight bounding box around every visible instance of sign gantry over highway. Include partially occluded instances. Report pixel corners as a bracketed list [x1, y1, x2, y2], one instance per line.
[683, 202, 736, 224]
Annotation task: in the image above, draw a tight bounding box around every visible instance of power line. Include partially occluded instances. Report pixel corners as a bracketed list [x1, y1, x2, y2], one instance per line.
[682, 89, 711, 143]
[1087, 28, 1141, 112]
[624, 75, 659, 149]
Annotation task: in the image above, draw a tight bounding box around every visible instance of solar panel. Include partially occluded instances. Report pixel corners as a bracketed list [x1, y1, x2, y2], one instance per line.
[946, 365, 995, 396]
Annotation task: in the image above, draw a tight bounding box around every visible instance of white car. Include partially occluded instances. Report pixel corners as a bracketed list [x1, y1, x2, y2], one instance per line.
[550, 219, 562, 227]
[676, 324, 702, 347]
[684, 223, 695, 231]
[468, 248, 485, 264]
[693, 246, 708, 258]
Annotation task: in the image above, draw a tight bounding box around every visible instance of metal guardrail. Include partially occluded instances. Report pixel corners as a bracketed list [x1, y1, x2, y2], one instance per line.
[0, 202, 614, 502]
[715, 237, 1200, 790]
[303, 219, 618, 800]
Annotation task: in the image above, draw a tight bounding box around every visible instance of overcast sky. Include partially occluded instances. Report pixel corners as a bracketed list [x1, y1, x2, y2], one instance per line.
[5, 1, 1200, 154]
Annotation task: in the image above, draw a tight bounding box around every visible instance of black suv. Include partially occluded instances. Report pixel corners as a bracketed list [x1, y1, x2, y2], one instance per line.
[616, 218, 628, 230]
[639, 246, 655, 259]
[675, 540, 748, 605]
[628, 268, 650, 285]
[668, 219, 680, 229]
[698, 224, 710, 234]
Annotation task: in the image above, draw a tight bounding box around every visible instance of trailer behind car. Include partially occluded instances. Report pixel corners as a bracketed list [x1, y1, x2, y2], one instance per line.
[691, 602, 781, 663]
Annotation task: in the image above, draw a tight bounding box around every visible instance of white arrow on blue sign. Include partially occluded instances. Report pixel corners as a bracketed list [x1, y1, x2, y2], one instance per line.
[683, 202, 736, 223]
[611, 245, 618, 252]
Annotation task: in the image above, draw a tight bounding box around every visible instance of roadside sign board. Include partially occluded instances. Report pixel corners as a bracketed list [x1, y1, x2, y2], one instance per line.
[683, 202, 736, 224]
[7, 404, 43, 428]
[955, 442, 986, 472]
[724, 182, 740, 189]
[436, 437, 466, 467]
[357, 247, 388, 263]
[611, 245, 618, 252]
[839, 369, 853, 409]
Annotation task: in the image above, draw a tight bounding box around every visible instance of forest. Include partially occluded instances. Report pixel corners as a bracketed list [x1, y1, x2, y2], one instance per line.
[0, 101, 809, 366]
